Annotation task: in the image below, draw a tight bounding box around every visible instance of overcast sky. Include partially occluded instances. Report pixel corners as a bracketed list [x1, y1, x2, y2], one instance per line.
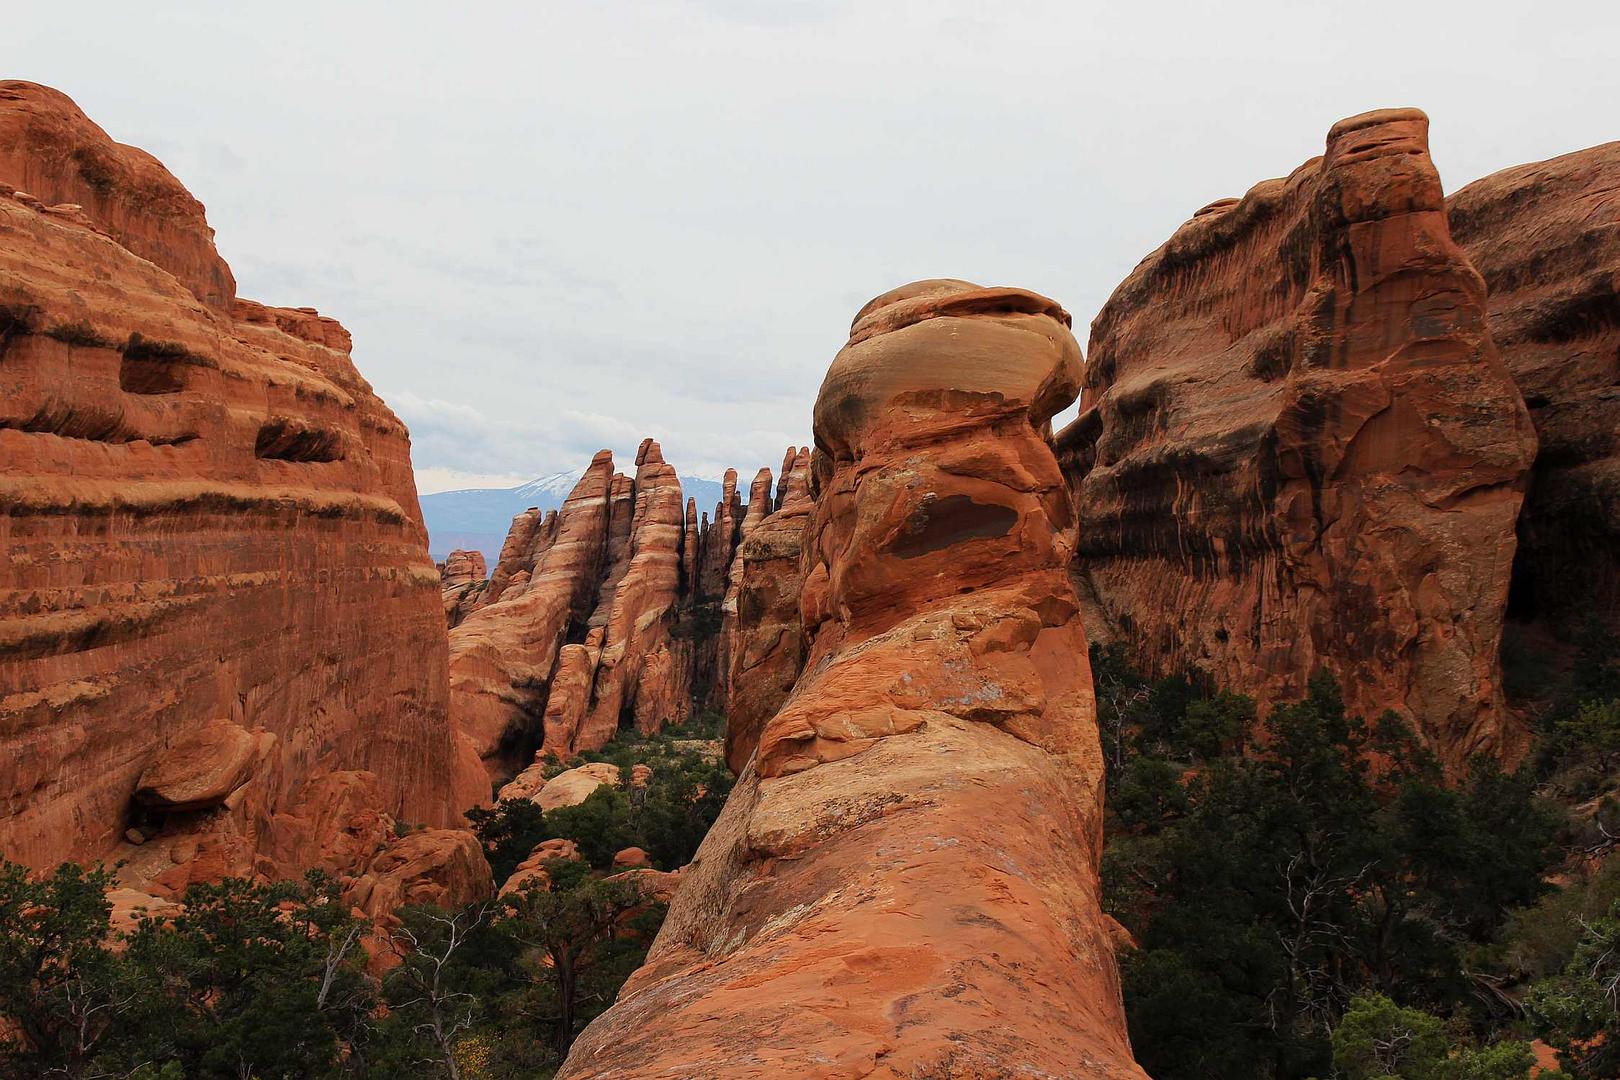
[11, 1, 1618, 491]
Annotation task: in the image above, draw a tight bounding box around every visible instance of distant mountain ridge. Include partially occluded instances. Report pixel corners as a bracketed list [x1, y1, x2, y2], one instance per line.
[422, 471, 728, 567]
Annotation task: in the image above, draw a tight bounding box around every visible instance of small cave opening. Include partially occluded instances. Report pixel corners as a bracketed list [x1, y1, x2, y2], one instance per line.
[254, 418, 345, 463]
[120, 335, 201, 395]
[891, 494, 1018, 559]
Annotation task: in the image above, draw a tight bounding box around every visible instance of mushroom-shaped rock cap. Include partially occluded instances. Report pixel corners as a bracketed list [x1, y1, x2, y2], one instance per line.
[814, 279, 1082, 459]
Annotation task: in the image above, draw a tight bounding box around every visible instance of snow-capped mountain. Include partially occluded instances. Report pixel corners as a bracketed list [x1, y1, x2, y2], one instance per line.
[420, 471, 728, 568]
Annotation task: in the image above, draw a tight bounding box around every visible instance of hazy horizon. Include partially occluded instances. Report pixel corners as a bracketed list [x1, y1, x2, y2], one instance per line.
[11, 1, 1618, 491]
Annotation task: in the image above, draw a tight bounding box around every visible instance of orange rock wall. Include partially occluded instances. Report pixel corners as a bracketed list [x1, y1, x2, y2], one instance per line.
[1447, 143, 1620, 638]
[1057, 109, 1537, 768]
[0, 83, 484, 885]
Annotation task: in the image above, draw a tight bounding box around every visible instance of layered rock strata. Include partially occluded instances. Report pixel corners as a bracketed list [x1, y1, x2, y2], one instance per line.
[560, 280, 1144, 1078]
[0, 82, 487, 902]
[1057, 108, 1537, 768]
[1447, 144, 1620, 638]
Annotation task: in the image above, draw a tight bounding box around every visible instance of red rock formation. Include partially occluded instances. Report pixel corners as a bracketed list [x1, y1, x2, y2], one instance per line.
[440, 548, 488, 628]
[484, 508, 544, 607]
[0, 83, 487, 893]
[346, 828, 493, 923]
[774, 444, 810, 510]
[680, 495, 700, 599]
[447, 454, 615, 776]
[0, 82, 234, 310]
[575, 440, 690, 752]
[722, 465, 812, 774]
[1447, 144, 1620, 638]
[499, 837, 581, 896]
[559, 280, 1144, 1079]
[712, 466, 775, 714]
[697, 468, 740, 602]
[538, 630, 604, 760]
[449, 440, 781, 774]
[1057, 108, 1537, 768]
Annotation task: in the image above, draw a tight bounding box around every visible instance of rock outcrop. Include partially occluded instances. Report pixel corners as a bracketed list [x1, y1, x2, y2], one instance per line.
[722, 463, 813, 774]
[498, 760, 622, 812]
[711, 466, 776, 715]
[0, 82, 234, 310]
[559, 280, 1144, 1078]
[447, 453, 616, 776]
[0, 82, 488, 899]
[440, 548, 488, 627]
[1447, 144, 1620, 639]
[574, 440, 690, 752]
[1057, 108, 1537, 769]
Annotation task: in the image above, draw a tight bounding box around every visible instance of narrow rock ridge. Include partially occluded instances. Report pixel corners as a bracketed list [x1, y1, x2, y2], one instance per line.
[559, 280, 1144, 1079]
[1057, 107, 1537, 770]
[0, 82, 489, 911]
[1446, 142, 1620, 640]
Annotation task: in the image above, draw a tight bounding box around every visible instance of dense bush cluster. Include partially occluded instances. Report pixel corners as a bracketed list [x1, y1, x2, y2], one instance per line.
[0, 727, 733, 1079]
[1095, 635, 1620, 1080]
[468, 715, 733, 881]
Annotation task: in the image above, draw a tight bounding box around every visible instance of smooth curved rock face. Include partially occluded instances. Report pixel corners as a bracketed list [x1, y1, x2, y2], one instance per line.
[0, 85, 481, 877]
[133, 718, 263, 812]
[1447, 143, 1620, 637]
[560, 281, 1144, 1079]
[1058, 108, 1537, 769]
[447, 454, 615, 776]
[0, 82, 235, 310]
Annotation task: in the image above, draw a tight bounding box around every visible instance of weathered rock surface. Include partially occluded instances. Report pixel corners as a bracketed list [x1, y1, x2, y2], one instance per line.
[559, 280, 1143, 1079]
[0, 83, 486, 890]
[133, 718, 265, 812]
[1447, 143, 1620, 638]
[722, 464, 813, 775]
[447, 454, 616, 776]
[0, 82, 234, 310]
[448, 435, 779, 775]
[346, 827, 493, 922]
[711, 466, 776, 716]
[440, 548, 488, 628]
[1057, 108, 1536, 769]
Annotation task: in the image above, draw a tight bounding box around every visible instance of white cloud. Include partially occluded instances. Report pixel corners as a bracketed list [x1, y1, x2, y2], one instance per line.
[10, 0, 1618, 486]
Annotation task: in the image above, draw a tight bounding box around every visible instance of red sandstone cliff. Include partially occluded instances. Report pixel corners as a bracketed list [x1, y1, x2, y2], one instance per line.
[1447, 144, 1620, 640]
[559, 280, 1144, 1078]
[0, 82, 488, 904]
[1057, 108, 1537, 769]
